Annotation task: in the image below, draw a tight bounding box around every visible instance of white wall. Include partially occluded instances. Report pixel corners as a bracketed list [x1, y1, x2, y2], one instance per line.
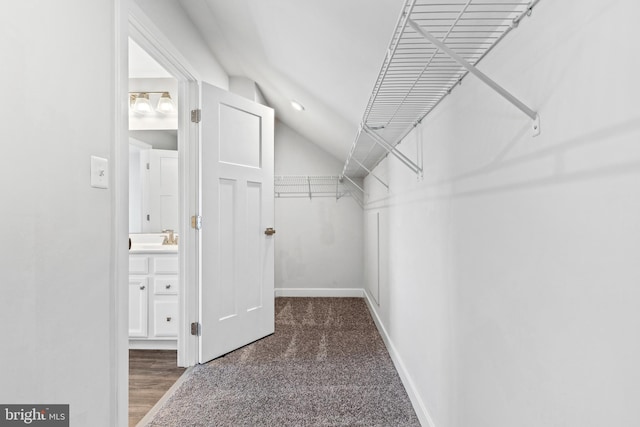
[229, 75, 267, 106]
[275, 121, 363, 293]
[0, 1, 125, 426]
[364, 1, 640, 426]
[134, 0, 229, 88]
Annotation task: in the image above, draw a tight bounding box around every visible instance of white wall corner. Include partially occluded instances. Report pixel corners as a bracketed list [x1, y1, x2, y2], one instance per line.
[275, 288, 364, 298]
[229, 76, 262, 104]
[363, 292, 437, 427]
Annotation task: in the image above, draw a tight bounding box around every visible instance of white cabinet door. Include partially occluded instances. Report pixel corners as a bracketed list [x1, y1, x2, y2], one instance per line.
[153, 300, 179, 337]
[128, 278, 148, 337]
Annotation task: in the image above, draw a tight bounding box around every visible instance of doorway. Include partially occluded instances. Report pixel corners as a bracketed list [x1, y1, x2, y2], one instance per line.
[128, 37, 180, 350]
[127, 37, 184, 424]
[126, 8, 202, 420]
[128, 4, 201, 368]
[122, 5, 276, 424]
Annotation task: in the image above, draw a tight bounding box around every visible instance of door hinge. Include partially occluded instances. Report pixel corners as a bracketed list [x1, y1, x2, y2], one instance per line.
[191, 215, 202, 230]
[191, 109, 201, 123]
[190, 322, 201, 336]
[146, 162, 150, 170]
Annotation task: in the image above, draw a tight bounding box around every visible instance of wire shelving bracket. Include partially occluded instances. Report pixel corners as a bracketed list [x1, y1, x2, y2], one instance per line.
[342, 0, 541, 182]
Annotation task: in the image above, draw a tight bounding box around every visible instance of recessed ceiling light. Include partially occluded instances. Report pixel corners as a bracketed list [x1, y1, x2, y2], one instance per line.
[291, 100, 305, 111]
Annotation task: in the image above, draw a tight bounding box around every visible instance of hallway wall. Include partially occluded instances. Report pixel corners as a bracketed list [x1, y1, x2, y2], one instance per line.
[0, 1, 125, 425]
[364, 1, 640, 426]
[275, 121, 363, 293]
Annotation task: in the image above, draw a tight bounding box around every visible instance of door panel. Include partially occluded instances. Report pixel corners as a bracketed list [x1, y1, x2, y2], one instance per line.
[218, 178, 238, 321]
[365, 211, 380, 305]
[219, 104, 262, 168]
[199, 83, 275, 363]
[246, 181, 262, 310]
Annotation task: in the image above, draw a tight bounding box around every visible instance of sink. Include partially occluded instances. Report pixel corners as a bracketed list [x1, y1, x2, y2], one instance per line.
[129, 233, 178, 253]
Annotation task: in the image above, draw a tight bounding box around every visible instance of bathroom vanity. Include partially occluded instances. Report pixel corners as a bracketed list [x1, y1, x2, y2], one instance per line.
[128, 234, 178, 350]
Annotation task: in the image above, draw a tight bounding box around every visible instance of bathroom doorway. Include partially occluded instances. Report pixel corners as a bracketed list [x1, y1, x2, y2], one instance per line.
[126, 18, 199, 419]
[128, 37, 180, 351]
[127, 37, 182, 424]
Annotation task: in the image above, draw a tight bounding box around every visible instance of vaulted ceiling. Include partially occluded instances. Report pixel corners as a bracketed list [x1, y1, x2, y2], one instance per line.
[178, 0, 404, 162]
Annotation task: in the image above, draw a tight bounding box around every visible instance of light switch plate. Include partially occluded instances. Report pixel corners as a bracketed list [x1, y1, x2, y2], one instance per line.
[90, 156, 109, 189]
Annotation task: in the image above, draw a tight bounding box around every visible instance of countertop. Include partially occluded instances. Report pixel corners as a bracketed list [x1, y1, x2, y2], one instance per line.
[129, 244, 178, 254]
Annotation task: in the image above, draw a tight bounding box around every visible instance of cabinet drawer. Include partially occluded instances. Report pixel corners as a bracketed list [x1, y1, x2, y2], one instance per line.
[154, 277, 178, 295]
[129, 256, 149, 274]
[152, 256, 178, 274]
[153, 300, 178, 337]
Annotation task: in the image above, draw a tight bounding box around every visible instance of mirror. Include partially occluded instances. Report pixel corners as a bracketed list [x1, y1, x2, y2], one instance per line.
[128, 38, 180, 234]
[129, 132, 178, 233]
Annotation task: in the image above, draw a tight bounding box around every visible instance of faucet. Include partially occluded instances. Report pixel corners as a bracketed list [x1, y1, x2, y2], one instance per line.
[162, 229, 178, 245]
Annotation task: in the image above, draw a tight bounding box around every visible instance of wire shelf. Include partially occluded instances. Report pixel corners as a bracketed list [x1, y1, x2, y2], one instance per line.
[343, 0, 539, 179]
[275, 176, 362, 204]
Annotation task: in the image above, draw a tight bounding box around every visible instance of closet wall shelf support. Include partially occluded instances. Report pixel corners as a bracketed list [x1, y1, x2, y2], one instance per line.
[353, 157, 389, 190]
[407, 18, 540, 136]
[341, 175, 365, 208]
[363, 125, 423, 176]
[343, 175, 364, 194]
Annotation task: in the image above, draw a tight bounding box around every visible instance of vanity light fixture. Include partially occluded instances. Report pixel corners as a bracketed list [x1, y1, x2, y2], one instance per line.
[129, 91, 175, 114]
[131, 93, 153, 114]
[290, 100, 305, 112]
[156, 92, 175, 113]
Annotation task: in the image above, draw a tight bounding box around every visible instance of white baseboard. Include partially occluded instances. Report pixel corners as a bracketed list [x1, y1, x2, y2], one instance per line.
[275, 288, 365, 298]
[362, 292, 436, 427]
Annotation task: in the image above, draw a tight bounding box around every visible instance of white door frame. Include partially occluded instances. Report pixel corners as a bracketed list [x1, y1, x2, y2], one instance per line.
[127, 2, 201, 367]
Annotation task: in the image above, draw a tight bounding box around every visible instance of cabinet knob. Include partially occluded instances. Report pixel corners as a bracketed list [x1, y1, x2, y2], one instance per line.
[265, 227, 276, 236]
[140, 285, 145, 290]
[166, 317, 172, 322]
[165, 284, 171, 289]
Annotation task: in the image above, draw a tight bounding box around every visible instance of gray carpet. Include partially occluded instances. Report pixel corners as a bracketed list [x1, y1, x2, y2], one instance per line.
[146, 297, 420, 426]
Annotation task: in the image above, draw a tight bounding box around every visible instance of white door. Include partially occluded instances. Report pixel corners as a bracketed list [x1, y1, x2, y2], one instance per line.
[199, 83, 275, 363]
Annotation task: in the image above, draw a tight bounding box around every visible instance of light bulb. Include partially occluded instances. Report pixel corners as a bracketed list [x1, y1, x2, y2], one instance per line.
[132, 93, 153, 114]
[156, 92, 174, 113]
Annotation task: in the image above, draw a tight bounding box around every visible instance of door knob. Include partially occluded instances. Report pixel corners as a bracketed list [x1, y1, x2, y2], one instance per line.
[264, 228, 276, 236]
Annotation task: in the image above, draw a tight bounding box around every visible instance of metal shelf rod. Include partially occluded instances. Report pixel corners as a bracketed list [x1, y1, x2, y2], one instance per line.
[343, 175, 364, 193]
[353, 158, 389, 189]
[363, 125, 422, 175]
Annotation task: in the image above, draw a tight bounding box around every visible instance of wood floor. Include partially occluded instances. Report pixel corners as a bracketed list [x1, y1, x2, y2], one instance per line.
[129, 350, 186, 427]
